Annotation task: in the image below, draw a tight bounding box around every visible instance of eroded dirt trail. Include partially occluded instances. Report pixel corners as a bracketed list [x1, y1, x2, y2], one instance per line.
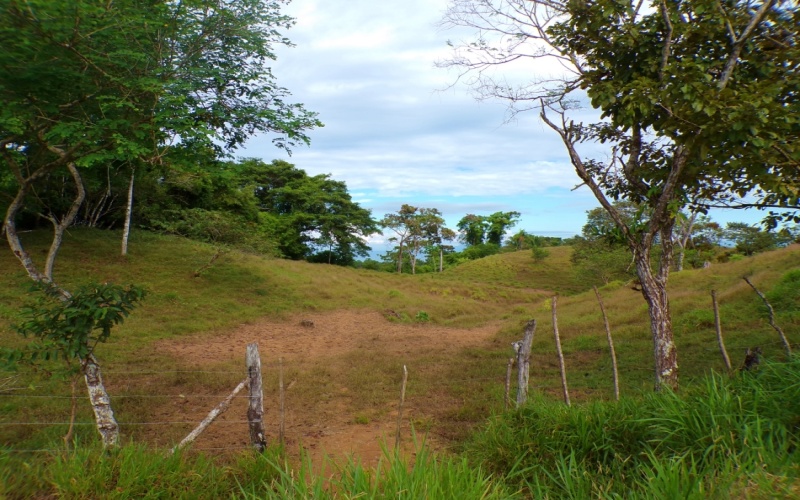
[151, 310, 501, 467]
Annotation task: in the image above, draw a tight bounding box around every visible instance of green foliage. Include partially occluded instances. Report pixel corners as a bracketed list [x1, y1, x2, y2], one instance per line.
[0, 0, 321, 263]
[466, 359, 800, 497]
[457, 243, 501, 261]
[457, 212, 520, 246]
[570, 237, 635, 285]
[723, 222, 798, 257]
[506, 230, 564, 251]
[415, 311, 430, 322]
[138, 159, 376, 263]
[380, 205, 454, 273]
[766, 269, 800, 316]
[12, 283, 145, 364]
[531, 246, 549, 262]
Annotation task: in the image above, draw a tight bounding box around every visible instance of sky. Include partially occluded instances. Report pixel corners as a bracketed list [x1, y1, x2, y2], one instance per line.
[240, 0, 769, 256]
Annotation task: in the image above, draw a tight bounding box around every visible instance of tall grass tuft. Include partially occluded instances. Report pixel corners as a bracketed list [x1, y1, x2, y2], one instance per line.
[238, 442, 517, 499]
[466, 358, 800, 497]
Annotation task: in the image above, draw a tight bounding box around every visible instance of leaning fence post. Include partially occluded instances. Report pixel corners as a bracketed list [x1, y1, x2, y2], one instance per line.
[552, 296, 571, 406]
[593, 286, 620, 401]
[743, 277, 792, 357]
[246, 343, 267, 452]
[515, 319, 537, 407]
[711, 290, 733, 372]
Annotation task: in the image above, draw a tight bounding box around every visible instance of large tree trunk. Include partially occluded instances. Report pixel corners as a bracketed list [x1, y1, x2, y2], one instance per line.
[121, 169, 134, 256]
[634, 242, 678, 392]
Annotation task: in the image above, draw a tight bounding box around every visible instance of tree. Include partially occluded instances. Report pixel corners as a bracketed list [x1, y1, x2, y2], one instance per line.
[486, 211, 521, 245]
[456, 214, 486, 246]
[1, 0, 319, 444]
[1, 0, 321, 285]
[380, 205, 453, 274]
[723, 222, 798, 256]
[457, 211, 520, 246]
[239, 159, 378, 264]
[443, 0, 799, 390]
[380, 205, 419, 273]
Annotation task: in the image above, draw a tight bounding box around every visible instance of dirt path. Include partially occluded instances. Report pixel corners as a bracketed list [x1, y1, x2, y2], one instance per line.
[151, 310, 502, 467]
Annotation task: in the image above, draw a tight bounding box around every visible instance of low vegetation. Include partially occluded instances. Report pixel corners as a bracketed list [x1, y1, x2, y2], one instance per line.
[1, 229, 798, 497]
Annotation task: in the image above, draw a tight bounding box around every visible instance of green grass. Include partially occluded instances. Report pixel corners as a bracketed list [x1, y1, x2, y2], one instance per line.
[1, 229, 799, 496]
[465, 358, 800, 498]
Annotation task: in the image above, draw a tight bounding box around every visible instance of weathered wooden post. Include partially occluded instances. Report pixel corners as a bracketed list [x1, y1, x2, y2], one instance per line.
[552, 296, 571, 406]
[743, 277, 792, 357]
[711, 290, 733, 372]
[594, 286, 620, 401]
[395, 365, 408, 449]
[515, 319, 537, 406]
[172, 378, 249, 454]
[246, 343, 267, 452]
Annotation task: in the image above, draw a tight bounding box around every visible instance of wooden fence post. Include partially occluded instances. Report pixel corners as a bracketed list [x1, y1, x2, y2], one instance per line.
[395, 365, 408, 450]
[593, 286, 620, 401]
[279, 357, 285, 447]
[552, 296, 571, 407]
[516, 319, 537, 407]
[711, 290, 733, 372]
[246, 343, 267, 452]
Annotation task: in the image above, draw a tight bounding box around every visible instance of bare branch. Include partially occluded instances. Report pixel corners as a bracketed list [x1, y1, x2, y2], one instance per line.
[718, 0, 779, 90]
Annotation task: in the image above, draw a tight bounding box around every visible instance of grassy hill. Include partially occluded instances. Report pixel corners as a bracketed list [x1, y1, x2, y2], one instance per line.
[1, 229, 798, 497]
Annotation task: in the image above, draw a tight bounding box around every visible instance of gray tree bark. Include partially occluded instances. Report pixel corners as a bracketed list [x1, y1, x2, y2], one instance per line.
[121, 169, 134, 256]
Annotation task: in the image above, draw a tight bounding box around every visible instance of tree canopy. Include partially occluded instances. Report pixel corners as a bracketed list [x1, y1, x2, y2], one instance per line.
[443, 0, 799, 390]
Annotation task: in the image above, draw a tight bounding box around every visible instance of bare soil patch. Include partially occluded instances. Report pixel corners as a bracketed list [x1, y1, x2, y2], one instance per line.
[149, 310, 502, 467]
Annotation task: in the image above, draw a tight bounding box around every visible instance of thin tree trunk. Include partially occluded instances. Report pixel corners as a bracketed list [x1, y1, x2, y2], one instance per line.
[675, 212, 697, 272]
[121, 169, 134, 256]
[396, 241, 404, 273]
[711, 290, 733, 372]
[439, 247, 443, 272]
[4, 180, 48, 282]
[45, 162, 85, 281]
[593, 286, 620, 401]
[551, 297, 571, 406]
